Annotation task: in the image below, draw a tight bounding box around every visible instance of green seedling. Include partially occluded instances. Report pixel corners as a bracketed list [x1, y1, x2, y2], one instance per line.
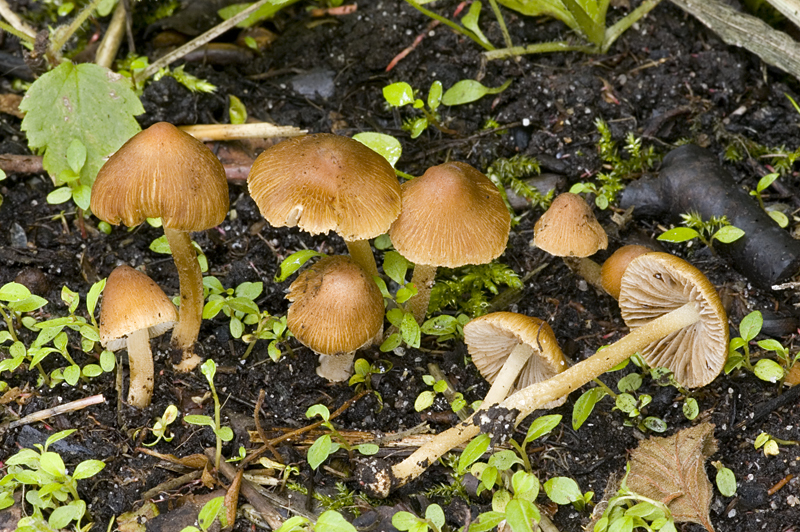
[658, 212, 745, 252]
[593, 481, 677, 532]
[754, 432, 798, 457]
[749, 172, 789, 227]
[274, 250, 326, 282]
[150, 235, 209, 273]
[711, 461, 737, 497]
[348, 358, 392, 407]
[0, 429, 105, 531]
[401, 0, 509, 51]
[202, 276, 262, 339]
[153, 64, 217, 93]
[571, 118, 659, 209]
[383, 79, 511, 138]
[353, 132, 413, 180]
[414, 374, 475, 415]
[392, 504, 445, 532]
[217, 0, 303, 29]
[0, 282, 48, 343]
[374, 251, 421, 352]
[726, 310, 795, 384]
[241, 311, 291, 361]
[179, 496, 227, 532]
[228, 95, 248, 125]
[141, 405, 179, 447]
[305, 404, 379, 470]
[273, 510, 356, 532]
[184, 360, 233, 470]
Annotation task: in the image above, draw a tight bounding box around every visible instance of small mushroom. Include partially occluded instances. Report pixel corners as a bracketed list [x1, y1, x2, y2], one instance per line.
[465, 312, 567, 408]
[287, 255, 385, 382]
[91, 122, 229, 371]
[361, 253, 728, 497]
[99, 265, 178, 408]
[247, 134, 401, 278]
[600, 244, 653, 299]
[533, 192, 608, 290]
[389, 162, 510, 324]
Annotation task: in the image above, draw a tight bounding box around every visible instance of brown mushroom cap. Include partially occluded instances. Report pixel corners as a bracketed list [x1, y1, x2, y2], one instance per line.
[99, 265, 178, 351]
[600, 245, 653, 299]
[619, 252, 728, 388]
[286, 255, 384, 356]
[533, 192, 608, 257]
[389, 162, 510, 268]
[247, 134, 401, 241]
[464, 312, 567, 402]
[91, 122, 229, 231]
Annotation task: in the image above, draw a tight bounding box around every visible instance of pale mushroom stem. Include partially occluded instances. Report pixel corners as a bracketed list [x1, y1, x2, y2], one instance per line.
[383, 301, 702, 490]
[317, 353, 356, 382]
[563, 257, 605, 293]
[164, 227, 203, 371]
[482, 343, 532, 407]
[407, 264, 438, 324]
[126, 328, 154, 408]
[345, 239, 379, 278]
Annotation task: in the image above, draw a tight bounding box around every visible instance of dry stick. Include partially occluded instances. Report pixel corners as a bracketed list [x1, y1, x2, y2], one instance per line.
[94, 0, 127, 69]
[141, 470, 203, 501]
[250, 390, 283, 465]
[378, 303, 701, 492]
[138, 0, 300, 82]
[7, 394, 105, 429]
[0, 0, 36, 39]
[179, 123, 306, 142]
[205, 447, 284, 530]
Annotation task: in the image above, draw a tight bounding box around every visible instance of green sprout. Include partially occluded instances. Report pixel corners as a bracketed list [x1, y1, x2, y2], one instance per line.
[304, 404, 378, 470]
[658, 212, 744, 252]
[726, 310, 795, 384]
[141, 405, 179, 447]
[392, 504, 445, 532]
[754, 432, 798, 457]
[184, 360, 233, 470]
[750, 173, 789, 228]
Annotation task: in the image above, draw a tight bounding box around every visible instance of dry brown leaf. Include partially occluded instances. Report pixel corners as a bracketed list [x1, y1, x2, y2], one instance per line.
[627, 422, 718, 532]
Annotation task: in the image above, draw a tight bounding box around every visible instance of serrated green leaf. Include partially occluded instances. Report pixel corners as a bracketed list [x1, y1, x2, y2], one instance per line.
[20, 62, 143, 192]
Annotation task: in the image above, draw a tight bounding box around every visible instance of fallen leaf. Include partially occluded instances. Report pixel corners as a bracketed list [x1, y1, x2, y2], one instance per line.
[626, 422, 717, 532]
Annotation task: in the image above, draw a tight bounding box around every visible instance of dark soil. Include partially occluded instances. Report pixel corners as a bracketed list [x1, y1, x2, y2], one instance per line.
[0, 1, 799, 531]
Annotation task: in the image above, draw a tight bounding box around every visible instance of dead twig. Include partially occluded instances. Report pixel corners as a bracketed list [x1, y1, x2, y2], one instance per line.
[6, 394, 104, 429]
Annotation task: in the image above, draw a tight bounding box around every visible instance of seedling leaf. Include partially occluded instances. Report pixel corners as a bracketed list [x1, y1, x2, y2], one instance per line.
[20, 61, 144, 192]
[657, 227, 699, 243]
[753, 358, 784, 383]
[713, 225, 745, 244]
[353, 132, 402, 167]
[442, 79, 512, 106]
[316, 510, 357, 532]
[384, 82, 415, 107]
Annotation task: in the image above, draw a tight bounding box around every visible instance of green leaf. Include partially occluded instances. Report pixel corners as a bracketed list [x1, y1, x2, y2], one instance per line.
[379, 332, 402, 352]
[20, 61, 144, 191]
[715, 466, 737, 497]
[683, 397, 699, 420]
[0, 282, 31, 301]
[274, 250, 324, 282]
[39, 451, 66, 478]
[200, 358, 216, 382]
[383, 251, 409, 285]
[739, 311, 763, 342]
[488, 450, 524, 471]
[511, 470, 539, 501]
[228, 95, 247, 125]
[414, 390, 435, 412]
[63, 364, 81, 386]
[395, 284, 417, 304]
[428, 81, 443, 111]
[757, 339, 785, 353]
[572, 387, 607, 430]
[458, 433, 490, 474]
[49, 504, 79, 529]
[216, 426, 234, 441]
[461, 1, 491, 47]
[184, 415, 215, 427]
[149, 235, 172, 254]
[642, 416, 667, 433]
[543, 476, 582, 505]
[66, 139, 87, 174]
[525, 414, 562, 443]
[615, 393, 638, 414]
[72, 459, 105, 480]
[198, 496, 224, 529]
[756, 172, 779, 193]
[426, 504, 445, 529]
[316, 510, 357, 532]
[391, 512, 420, 531]
[400, 312, 421, 348]
[356, 443, 379, 456]
[505, 499, 539, 532]
[47, 186, 73, 204]
[86, 278, 105, 318]
[713, 225, 745, 244]
[82, 364, 102, 378]
[235, 281, 263, 301]
[383, 82, 415, 107]
[754, 358, 785, 383]
[306, 404, 330, 421]
[407, 117, 428, 139]
[657, 227, 699, 243]
[307, 434, 332, 470]
[217, 0, 296, 28]
[469, 511, 505, 532]
[768, 210, 789, 228]
[442, 79, 512, 106]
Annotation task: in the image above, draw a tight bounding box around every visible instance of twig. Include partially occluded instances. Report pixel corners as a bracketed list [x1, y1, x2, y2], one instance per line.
[141, 470, 203, 501]
[138, 0, 301, 82]
[267, 390, 370, 447]
[7, 394, 105, 429]
[0, 0, 36, 40]
[179, 123, 306, 142]
[205, 447, 284, 530]
[94, 0, 127, 69]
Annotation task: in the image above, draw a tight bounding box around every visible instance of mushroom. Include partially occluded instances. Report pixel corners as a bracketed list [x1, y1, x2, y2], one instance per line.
[533, 192, 608, 291]
[247, 134, 401, 278]
[389, 162, 511, 324]
[91, 122, 229, 372]
[465, 312, 567, 408]
[359, 252, 728, 497]
[287, 255, 385, 382]
[99, 265, 178, 408]
[600, 244, 653, 300]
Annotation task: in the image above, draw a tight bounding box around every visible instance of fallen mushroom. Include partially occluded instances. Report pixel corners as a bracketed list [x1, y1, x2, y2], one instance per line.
[91, 122, 229, 371]
[389, 162, 511, 324]
[99, 265, 178, 408]
[358, 252, 727, 497]
[247, 133, 401, 278]
[465, 312, 567, 408]
[620, 144, 800, 289]
[286, 255, 385, 382]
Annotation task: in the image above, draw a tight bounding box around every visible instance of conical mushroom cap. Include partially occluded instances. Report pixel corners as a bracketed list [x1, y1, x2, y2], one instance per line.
[464, 312, 568, 406]
[619, 252, 728, 388]
[91, 122, 229, 231]
[534, 192, 607, 257]
[248, 134, 401, 241]
[287, 255, 384, 356]
[100, 265, 178, 351]
[389, 162, 510, 268]
[600, 245, 653, 299]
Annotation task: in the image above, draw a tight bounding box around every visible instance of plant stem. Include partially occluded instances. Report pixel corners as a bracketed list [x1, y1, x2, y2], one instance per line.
[404, 0, 494, 51]
[591, 377, 617, 399]
[0, 20, 34, 44]
[484, 41, 596, 61]
[486, 0, 513, 49]
[209, 377, 222, 470]
[49, 0, 105, 59]
[94, 0, 127, 69]
[0, 0, 36, 41]
[601, 0, 663, 54]
[0, 307, 18, 342]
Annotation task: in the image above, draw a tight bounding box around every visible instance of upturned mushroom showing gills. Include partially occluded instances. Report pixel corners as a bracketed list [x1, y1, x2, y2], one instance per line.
[465, 312, 567, 408]
[247, 134, 401, 278]
[389, 162, 511, 324]
[91, 122, 229, 372]
[358, 252, 727, 498]
[286, 255, 385, 382]
[99, 265, 178, 408]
